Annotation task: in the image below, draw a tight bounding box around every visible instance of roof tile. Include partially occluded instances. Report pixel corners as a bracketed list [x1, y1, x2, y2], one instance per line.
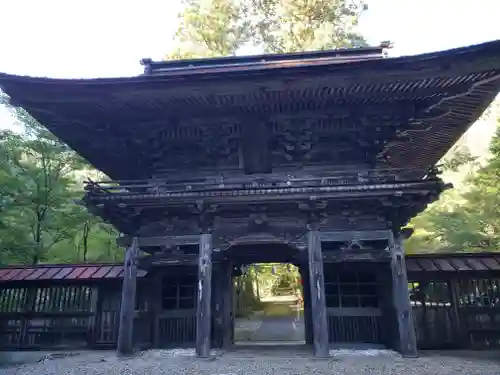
[416, 259, 440, 272]
[12, 268, 36, 280]
[0, 264, 142, 283]
[433, 259, 456, 271]
[52, 267, 74, 280]
[77, 266, 100, 279]
[25, 268, 49, 280]
[90, 265, 113, 278]
[449, 258, 472, 271]
[2, 269, 23, 281]
[105, 266, 123, 278]
[480, 257, 500, 270]
[464, 258, 488, 271]
[406, 259, 422, 272]
[39, 267, 62, 280]
[65, 267, 88, 280]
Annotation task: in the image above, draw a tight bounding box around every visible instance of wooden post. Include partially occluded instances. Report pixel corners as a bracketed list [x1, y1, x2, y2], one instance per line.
[389, 231, 418, 357]
[213, 265, 223, 348]
[196, 232, 213, 357]
[117, 237, 139, 356]
[307, 228, 329, 358]
[300, 264, 313, 345]
[149, 271, 163, 348]
[448, 278, 467, 347]
[88, 285, 101, 347]
[222, 260, 233, 349]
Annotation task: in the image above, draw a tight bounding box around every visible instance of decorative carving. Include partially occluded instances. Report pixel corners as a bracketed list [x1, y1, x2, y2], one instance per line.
[201, 124, 240, 166]
[340, 239, 364, 251]
[271, 119, 319, 163]
[213, 214, 308, 251]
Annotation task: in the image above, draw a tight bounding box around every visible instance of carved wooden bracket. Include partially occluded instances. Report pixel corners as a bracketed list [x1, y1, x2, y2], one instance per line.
[190, 201, 219, 233]
[298, 199, 328, 230]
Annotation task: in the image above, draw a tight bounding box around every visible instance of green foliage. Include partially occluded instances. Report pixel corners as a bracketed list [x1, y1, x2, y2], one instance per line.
[0, 101, 119, 265]
[406, 105, 500, 254]
[167, 0, 367, 59]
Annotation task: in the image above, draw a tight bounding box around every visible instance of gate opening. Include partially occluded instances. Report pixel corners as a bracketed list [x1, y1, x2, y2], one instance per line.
[233, 263, 305, 345]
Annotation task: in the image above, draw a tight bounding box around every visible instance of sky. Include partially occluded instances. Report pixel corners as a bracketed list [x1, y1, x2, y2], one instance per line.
[0, 0, 499, 130]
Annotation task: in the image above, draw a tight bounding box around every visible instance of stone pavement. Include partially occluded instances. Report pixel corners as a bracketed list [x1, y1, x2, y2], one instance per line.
[3, 348, 500, 375]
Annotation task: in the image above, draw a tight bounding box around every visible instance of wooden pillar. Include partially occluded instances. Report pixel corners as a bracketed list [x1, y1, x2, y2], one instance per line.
[307, 228, 329, 358]
[117, 237, 139, 356]
[149, 271, 163, 348]
[222, 260, 234, 349]
[88, 285, 101, 347]
[300, 264, 313, 345]
[389, 231, 418, 357]
[196, 232, 213, 357]
[213, 265, 224, 348]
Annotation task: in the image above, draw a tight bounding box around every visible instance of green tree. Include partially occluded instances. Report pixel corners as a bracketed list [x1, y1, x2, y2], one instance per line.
[1, 117, 84, 264]
[168, 0, 367, 59]
[0, 100, 120, 265]
[406, 110, 500, 253]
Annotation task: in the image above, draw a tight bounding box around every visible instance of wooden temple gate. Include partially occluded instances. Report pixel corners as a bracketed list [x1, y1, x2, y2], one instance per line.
[2, 252, 500, 351]
[1, 40, 499, 358]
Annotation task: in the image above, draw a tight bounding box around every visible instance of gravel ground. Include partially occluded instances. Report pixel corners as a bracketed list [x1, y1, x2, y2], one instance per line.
[2, 348, 500, 375]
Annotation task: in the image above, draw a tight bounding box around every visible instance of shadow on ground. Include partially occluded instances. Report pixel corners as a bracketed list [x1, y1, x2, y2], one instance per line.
[420, 349, 500, 363]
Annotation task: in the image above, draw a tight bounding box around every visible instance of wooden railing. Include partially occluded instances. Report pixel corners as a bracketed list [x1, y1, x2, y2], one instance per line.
[326, 307, 382, 344]
[156, 309, 196, 348]
[0, 312, 94, 350]
[83, 167, 432, 198]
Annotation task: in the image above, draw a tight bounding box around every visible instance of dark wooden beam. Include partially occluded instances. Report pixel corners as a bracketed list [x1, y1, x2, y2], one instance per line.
[322, 249, 391, 262]
[196, 233, 213, 358]
[292, 248, 391, 263]
[117, 237, 139, 356]
[137, 253, 200, 269]
[307, 228, 329, 358]
[389, 231, 418, 357]
[117, 234, 199, 248]
[320, 229, 391, 242]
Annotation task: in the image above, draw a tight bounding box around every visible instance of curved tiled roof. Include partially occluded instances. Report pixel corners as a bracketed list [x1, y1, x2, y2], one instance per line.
[0, 40, 499, 180]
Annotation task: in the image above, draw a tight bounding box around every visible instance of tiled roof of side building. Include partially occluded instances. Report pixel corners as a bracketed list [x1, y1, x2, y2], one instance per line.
[0, 263, 147, 282]
[406, 252, 500, 273]
[1, 252, 500, 283]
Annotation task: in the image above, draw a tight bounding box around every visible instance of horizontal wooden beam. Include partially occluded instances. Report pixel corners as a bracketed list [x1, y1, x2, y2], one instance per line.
[137, 253, 199, 268]
[320, 230, 390, 242]
[327, 307, 382, 317]
[117, 234, 199, 248]
[322, 249, 391, 262]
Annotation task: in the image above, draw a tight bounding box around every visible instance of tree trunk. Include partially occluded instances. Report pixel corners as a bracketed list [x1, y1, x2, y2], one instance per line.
[32, 221, 42, 265]
[82, 221, 90, 262]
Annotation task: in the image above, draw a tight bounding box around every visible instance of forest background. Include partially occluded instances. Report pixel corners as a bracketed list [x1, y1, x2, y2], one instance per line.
[0, 0, 499, 274]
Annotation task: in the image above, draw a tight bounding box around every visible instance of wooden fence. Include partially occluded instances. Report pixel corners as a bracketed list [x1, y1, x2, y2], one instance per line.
[409, 277, 500, 349]
[2, 255, 500, 351]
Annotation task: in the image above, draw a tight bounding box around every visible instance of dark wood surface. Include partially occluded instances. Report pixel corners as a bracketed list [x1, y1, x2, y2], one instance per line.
[389, 232, 418, 357]
[117, 239, 139, 356]
[307, 229, 329, 358]
[1, 41, 499, 181]
[195, 233, 213, 357]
